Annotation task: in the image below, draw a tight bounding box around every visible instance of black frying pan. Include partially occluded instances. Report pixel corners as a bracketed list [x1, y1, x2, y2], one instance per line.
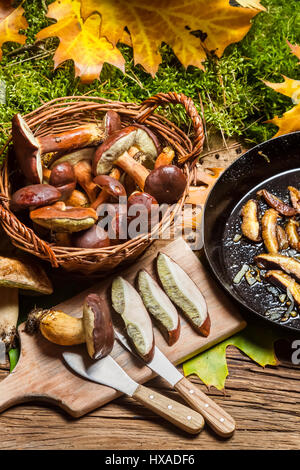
[203, 131, 300, 332]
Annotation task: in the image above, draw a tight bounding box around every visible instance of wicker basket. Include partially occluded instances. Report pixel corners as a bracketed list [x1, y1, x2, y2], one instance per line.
[0, 92, 204, 274]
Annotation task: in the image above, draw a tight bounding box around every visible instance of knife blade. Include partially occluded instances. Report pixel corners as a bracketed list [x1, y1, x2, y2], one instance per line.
[115, 329, 236, 438]
[63, 349, 204, 435]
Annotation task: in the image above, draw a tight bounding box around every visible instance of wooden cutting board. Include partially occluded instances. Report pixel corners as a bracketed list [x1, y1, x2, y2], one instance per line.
[0, 238, 246, 417]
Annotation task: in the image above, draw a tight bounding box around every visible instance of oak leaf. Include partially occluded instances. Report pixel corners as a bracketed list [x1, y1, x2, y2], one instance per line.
[183, 325, 280, 390]
[81, 0, 262, 77]
[36, 0, 125, 83]
[264, 42, 300, 137]
[0, 1, 28, 60]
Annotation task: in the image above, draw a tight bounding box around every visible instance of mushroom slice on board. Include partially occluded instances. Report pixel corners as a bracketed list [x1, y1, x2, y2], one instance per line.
[0, 255, 53, 350]
[111, 276, 155, 362]
[255, 253, 300, 282]
[261, 208, 280, 253]
[241, 199, 261, 242]
[257, 189, 297, 216]
[156, 253, 210, 336]
[138, 270, 180, 346]
[265, 270, 300, 308]
[30, 202, 97, 232]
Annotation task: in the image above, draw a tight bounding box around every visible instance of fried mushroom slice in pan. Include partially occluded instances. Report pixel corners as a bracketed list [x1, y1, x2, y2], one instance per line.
[241, 199, 261, 242]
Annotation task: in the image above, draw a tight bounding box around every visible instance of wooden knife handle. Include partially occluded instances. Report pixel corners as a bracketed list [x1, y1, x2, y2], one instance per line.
[174, 377, 235, 438]
[133, 384, 204, 434]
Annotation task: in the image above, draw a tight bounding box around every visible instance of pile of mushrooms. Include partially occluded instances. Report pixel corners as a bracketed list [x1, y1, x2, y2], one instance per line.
[10, 112, 187, 249]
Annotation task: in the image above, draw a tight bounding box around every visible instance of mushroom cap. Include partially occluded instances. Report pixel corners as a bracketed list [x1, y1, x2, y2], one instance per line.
[83, 293, 114, 360]
[104, 110, 121, 138]
[49, 162, 76, 187]
[30, 201, 98, 232]
[144, 165, 187, 204]
[128, 191, 158, 212]
[72, 224, 110, 249]
[0, 255, 53, 294]
[12, 114, 43, 184]
[48, 147, 95, 170]
[93, 175, 126, 199]
[93, 125, 160, 175]
[11, 184, 62, 212]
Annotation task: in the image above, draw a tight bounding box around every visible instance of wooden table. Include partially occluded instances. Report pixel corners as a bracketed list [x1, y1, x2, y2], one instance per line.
[0, 341, 298, 450]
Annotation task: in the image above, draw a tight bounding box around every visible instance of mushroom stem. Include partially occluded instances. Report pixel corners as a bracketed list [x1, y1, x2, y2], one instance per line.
[91, 168, 122, 210]
[0, 287, 18, 350]
[38, 123, 104, 154]
[73, 160, 98, 202]
[116, 151, 150, 190]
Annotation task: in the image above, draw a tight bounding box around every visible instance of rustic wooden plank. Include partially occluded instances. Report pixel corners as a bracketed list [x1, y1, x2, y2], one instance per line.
[0, 346, 298, 450]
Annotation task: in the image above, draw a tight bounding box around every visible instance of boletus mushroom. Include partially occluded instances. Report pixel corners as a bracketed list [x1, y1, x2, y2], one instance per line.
[72, 224, 110, 249]
[91, 168, 123, 210]
[144, 165, 187, 204]
[156, 253, 210, 336]
[12, 113, 121, 184]
[93, 125, 160, 182]
[49, 162, 76, 200]
[11, 184, 62, 212]
[26, 293, 114, 360]
[30, 201, 97, 232]
[0, 255, 53, 350]
[111, 276, 155, 362]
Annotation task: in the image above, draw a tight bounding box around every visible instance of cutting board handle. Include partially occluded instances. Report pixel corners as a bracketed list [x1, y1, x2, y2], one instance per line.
[0, 369, 31, 413]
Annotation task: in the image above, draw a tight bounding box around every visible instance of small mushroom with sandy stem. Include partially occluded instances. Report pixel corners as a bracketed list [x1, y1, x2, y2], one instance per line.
[0, 255, 53, 351]
[11, 113, 121, 184]
[30, 201, 98, 232]
[26, 294, 114, 360]
[93, 126, 161, 187]
[11, 184, 62, 212]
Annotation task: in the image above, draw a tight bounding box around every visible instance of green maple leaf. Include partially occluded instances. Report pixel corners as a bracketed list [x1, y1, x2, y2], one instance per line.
[183, 325, 284, 390]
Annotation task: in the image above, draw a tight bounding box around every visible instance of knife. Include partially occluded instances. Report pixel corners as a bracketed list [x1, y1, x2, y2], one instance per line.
[115, 329, 236, 438]
[63, 349, 204, 435]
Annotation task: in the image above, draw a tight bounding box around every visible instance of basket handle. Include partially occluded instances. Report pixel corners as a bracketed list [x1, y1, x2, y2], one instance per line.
[137, 92, 204, 164]
[0, 204, 59, 268]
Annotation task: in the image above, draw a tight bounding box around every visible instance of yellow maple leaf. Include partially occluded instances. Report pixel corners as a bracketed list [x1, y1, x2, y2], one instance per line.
[235, 0, 266, 10]
[36, 0, 125, 83]
[0, 1, 28, 60]
[81, 0, 262, 76]
[264, 43, 300, 137]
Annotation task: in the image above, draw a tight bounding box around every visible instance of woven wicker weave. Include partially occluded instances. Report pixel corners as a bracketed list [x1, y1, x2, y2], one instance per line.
[0, 92, 204, 274]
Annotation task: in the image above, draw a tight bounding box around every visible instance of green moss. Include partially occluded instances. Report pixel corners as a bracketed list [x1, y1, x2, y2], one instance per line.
[0, 0, 300, 149]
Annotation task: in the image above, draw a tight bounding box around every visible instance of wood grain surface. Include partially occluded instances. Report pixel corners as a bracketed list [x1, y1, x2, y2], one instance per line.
[0, 238, 246, 418]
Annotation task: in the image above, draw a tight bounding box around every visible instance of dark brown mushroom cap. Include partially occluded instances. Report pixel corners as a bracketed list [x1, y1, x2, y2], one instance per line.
[72, 224, 110, 249]
[127, 191, 158, 225]
[11, 184, 62, 212]
[49, 162, 76, 187]
[144, 165, 187, 204]
[104, 110, 121, 138]
[83, 293, 114, 360]
[93, 125, 160, 175]
[93, 175, 126, 199]
[55, 182, 76, 201]
[30, 201, 97, 232]
[12, 114, 43, 184]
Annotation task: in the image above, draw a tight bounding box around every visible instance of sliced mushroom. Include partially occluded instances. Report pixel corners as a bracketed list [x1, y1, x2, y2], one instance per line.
[156, 253, 210, 336]
[265, 270, 300, 308]
[11, 184, 62, 212]
[30, 201, 97, 232]
[261, 208, 280, 253]
[255, 253, 300, 282]
[72, 224, 110, 249]
[257, 189, 297, 216]
[286, 219, 300, 251]
[241, 199, 261, 242]
[288, 186, 300, 213]
[93, 126, 160, 180]
[111, 276, 155, 362]
[83, 294, 114, 359]
[138, 270, 180, 346]
[276, 225, 289, 250]
[144, 165, 187, 204]
[0, 255, 53, 350]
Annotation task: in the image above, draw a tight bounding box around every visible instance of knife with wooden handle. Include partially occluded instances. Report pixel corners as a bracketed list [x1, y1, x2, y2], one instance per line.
[63, 350, 204, 435]
[115, 329, 235, 438]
